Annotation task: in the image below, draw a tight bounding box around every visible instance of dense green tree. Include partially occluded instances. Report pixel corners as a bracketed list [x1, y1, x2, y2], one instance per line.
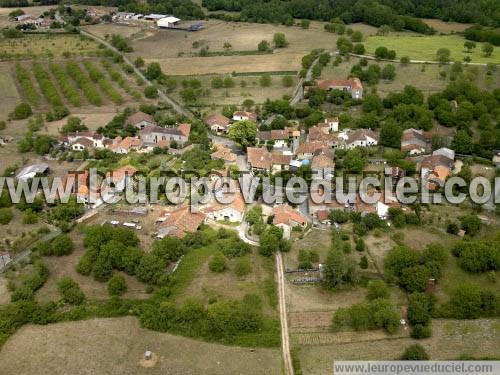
[228, 120, 257, 149]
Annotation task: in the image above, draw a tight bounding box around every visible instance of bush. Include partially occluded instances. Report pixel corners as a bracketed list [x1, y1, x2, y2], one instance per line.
[50, 234, 74, 256]
[57, 277, 85, 305]
[332, 298, 399, 334]
[22, 209, 38, 224]
[410, 324, 432, 339]
[10, 102, 32, 120]
[273, 33, 288, 48]
[234, 257, 252, 277]
[209, 252, 227, 273]
[366, 280, 389, 300]
[401, 344, 429, 360]
[144, 85, 159, 99]
[0, 207, 13, 225]
[407, 292, 433, 326]
[107, 273, 127, 296]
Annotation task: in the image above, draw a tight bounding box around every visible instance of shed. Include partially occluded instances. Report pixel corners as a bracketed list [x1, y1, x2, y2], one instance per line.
[16, 163, 49, 182]
[157, 16, 180, 28]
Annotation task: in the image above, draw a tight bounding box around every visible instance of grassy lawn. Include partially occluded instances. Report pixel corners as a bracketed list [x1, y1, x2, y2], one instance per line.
[364, 34, 500, 64]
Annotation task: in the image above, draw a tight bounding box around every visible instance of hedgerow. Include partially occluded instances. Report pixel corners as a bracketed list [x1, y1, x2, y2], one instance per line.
[82, 60, 124, 104]
[49, 62, 81, 107]
[15, 63, 39, 105]
[65, 60, 102, 106]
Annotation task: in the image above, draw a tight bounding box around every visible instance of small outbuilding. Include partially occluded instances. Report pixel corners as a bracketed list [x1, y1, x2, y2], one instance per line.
[157, 16, 180, 28]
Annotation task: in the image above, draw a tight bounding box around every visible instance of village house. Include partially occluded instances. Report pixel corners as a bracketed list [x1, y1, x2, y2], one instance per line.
[210, 145, 237, 163]
[296, 141, 330, 160]
[308, 123, 339, 146]
[71, 137, 94, 151]
[139, 123, 190, 148]
[204, 113, 231, 134]
[272, 204, 308, 239]
[345, 129, 378, 149]
[257, 127, 300, 150]
[107, 136, 143, 154]
[401, 128, 429, 155]
[247, 147, 292, 173]
[61, 132, 107, 150]
[232, 110, 257, 122]
[316, 78, 363, 99]
[156, 206, 206, 238]
[202, 191, 246, 223]
[420, 149, 455, 190]
[311, 148, 335, 179]
[125, 111, 156, 130]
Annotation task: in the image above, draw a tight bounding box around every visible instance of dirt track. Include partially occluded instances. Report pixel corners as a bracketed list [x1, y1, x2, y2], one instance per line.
[276, 251, 294, 374]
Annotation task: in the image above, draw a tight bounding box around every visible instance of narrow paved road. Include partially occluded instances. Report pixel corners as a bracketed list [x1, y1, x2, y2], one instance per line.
[78, 28, 195, 120]
[290, 56, 319, 106]
[276, 251, 294, 375]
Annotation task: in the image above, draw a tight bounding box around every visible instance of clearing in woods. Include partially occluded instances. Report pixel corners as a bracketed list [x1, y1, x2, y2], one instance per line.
[0, 316, 282, 375]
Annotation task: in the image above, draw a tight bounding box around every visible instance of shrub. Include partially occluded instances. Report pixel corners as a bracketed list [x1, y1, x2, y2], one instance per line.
[273, 33, 288, 48]
[209, 252, 227, 273]
[50, 234, 74, 256]
[0, 208, 13, 224]
[22, 209, 38, 224]
[410, 324, 432, 339]
[234, 257, 252, 277]
[359, 256, 369, 269]
[10, 102, 32, 120]
[366, 280, 389, 300]
[407, 292, 433, 326]
[260, 74, 272, 87]
[144, 85, 159, 99]
[57, 277, 85, 305]
[282, 75, 293, 87]
[401, 344, 429, 360]
[355, 238, 365, 252]
[110, 34, 133, 52]
[107, 273, 127, 296]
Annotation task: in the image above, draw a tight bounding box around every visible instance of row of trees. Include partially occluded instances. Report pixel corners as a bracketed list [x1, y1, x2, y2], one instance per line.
[66, 60, 103, 106]
[204, 0, 437, 34]
[83, 60, 124, 104]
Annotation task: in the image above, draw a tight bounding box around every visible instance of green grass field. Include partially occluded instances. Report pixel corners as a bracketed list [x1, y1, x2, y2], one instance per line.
[364, 34, 500, 64]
